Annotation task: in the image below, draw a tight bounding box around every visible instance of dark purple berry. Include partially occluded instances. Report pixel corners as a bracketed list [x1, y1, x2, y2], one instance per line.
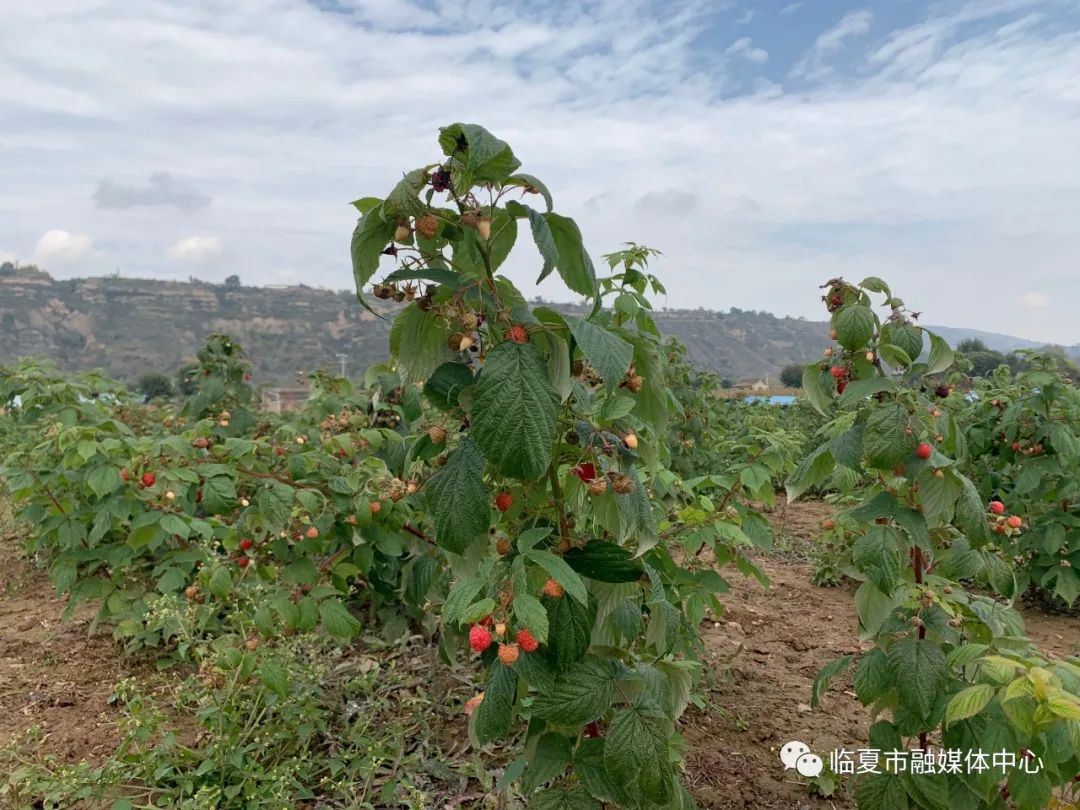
[431, 168, 452, 192]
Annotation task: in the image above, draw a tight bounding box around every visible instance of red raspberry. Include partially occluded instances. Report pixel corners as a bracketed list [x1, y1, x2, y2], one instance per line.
[505, 324, 529, 344]
[989, 500, 1005, 515]
[829, 366, 847, 379]
[497, 643, 520, 665]
[238, 538, 254, 551]
[1006, 515, 1023, 529]
[305, 526, 319, 539]
[516, 629, 539, 653]
[542, 578, 564, 599]
[237, 557, 250, 568]
[836, 381, 847, 395]
[916, 443, 933, 459]
[468, 624, 493, 653]
[141, 472, 156, 487]
[572, 462, 597, 482]
[495, 492, 513, 512]
[119, 469, 130, 482]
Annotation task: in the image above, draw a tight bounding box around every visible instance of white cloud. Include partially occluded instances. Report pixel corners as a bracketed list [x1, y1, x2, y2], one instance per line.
[792, 9, 874, 79]
[736, 10, 754, 25]
[780, 3, 802, 15]
[32, 229, 93, 264]
[726, 36, 769, 64]
[168, 235, 221, 262]
[0, 1, 1078, 343]
[1023, 292, 1050, 308]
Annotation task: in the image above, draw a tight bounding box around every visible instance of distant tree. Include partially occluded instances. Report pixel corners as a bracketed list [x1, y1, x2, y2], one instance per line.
[224, 274, 241, 288]
[719, 377, 734, 389]
[956, 338, 1011, 377]
[779, 363, 804, 388]
[137, 373, 174, 401]
[0, 261, 15, 276]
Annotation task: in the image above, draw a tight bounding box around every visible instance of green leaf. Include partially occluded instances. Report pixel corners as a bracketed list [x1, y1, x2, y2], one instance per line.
[532, 656, 615, 726]
[444, 577, 486, 625]
[86, 465, 120, 498]
[389, 303, 454, 384]
[425, 438, 490, 555]
[853, 648, 893, 705]
[516, 204, 558, 283]
[945, 683, 996, 726]
[882, 322, 923, 363]
[953, 472, 992, 547]
[460, 598, 496, 625]
[855, 773, 909, 810]
[852, 526, 903, 594]
[838, 377, 896, 406]
[544, 213, 597, 297]
[1007, 767, 1053, 810]
[521, 732, 573, 793]
[811, 655, 853, 708]
[565, 316, 634, 392]
[208, 566, 232, 600]
[474, 662, 518, 745]
[423, 362, 474, 411]
[863, 403, 917, 470]
[160, 513, 189, 539]
[603, 703, 673, 804]
[513, 593, 550, 644]
[574, 738, 621, 803]
[351, 203, 395, 292]
[438, 123, 521, 184]
[319, 599, 361, 640]
[802, 364, 832, 416]
[260, 658, 289, 698]
[529, 787, 601, 810]
[888, 637, 949, 722]
[925, 331, 954, 375]
[505, 173, 554, 211]
[860, 276, 891, 295]
[876, 343, 913, 370]
[383, 168, 427, 219]
[786, 440, 835, 502]
[829, 424, 865, 469]
[563, 540, 644, 583]
[855, 580, 897, 638]
[832, 304, 876, 351]
[543, 591, 594, 671]
[469, 341, 559, 481]
[527, 550, 588, 605]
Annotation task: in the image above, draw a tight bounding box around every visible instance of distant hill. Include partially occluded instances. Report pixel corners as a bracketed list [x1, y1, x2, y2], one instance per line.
[0, 267, 1073, 385]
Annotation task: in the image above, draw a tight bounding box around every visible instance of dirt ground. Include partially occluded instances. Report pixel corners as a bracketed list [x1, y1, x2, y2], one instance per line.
[1, 500, 1078, 809]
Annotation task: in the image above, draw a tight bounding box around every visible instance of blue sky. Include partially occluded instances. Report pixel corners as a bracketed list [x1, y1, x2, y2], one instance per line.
[2, 0, 1080, 341]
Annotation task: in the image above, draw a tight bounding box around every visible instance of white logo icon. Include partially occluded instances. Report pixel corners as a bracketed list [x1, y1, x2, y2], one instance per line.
[780, 741, 824, 777]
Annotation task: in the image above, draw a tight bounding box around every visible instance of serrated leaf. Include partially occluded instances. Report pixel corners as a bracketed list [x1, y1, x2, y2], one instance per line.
[544, 213, 597, 297]
[838, 377, 896, 406]
[574, 738, 621, 803]
[565, 316, 634, 392]
[516, 204, 559, 283]
[469, 341, 559, 481]
[319, 599, 360, 639]
[863, 403, 917, 470]
[853, 648, 892, 705]
[474, 661, 518, 745]
[529, 787, 601, 810]
[563, 540, 644, 583]
[811, 655, 853, 708]
[925, 331, 954, 374]
[389, 303, 454, 384]
[544, 591, 594, 671]
[945, 683, 995, 726]
[888, 637, 949, 722]
[802, 364, 832, 416]
[853, 526, 903, 594]
[953, 472, 992, 547]
[855, 580, 897, 638]
[208, 566, 232, 600]
[603, 704, 673, 804]
[351, 203, 395, 292]
[424, 362, 474, 411]
[786, 440, 834, 502]
[425, 438, 490, 554]
[506, 173, 553, 211]
[832, 304, 876, 350]
[521, 732, 573, 794]
[882, 322, 923, 363]
[830, 424, 865, 469]
[260, 658, 289, 698]
[532, 656, 615, 726]
[383, 168, 427, 219]
[855, 773, 908, 810]
[513, 593, 550, 643]
[438, 123, 521, 184]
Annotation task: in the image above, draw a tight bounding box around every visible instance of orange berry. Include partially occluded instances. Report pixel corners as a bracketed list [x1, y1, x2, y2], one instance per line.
[497, 643, 519, 665]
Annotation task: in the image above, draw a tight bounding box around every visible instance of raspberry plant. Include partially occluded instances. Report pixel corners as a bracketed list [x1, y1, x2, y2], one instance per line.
[793, 278, 1080, 810]
[349, 123, 767, 807]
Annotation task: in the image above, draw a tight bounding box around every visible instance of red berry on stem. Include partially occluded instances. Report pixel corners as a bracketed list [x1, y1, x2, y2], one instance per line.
[916, 443, 933, 459]
[237, 556, 250, 568]
[836, 381, 847, 395]
[505, 324, 529, 344]
[239, 538, 254, 551]
[829, 366, 847, 379]
[1006, 515, 1023, 529]
[497, 643, 520, 665]
[119, 469, 130, 482]
[572, 462, 597, 482]
[495, 492, 513, 512]
[305, 526, 319, 539]
[989, 500, 1005, 515]
[543, 578, 564, 599]
[468, 624, 493, 653]
[141, 472, 156, 487]
[516, 629, 539, 653]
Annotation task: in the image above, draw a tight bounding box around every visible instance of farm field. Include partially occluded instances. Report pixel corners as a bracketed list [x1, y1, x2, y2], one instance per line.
[2, 126, 1080, 810]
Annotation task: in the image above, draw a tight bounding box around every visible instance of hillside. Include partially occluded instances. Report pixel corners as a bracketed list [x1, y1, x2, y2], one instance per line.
[0, 269, 1068, 384]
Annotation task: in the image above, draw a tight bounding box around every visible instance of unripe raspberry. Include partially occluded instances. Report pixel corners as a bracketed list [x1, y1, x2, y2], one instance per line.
[415, 214, 438, 240]
[496, 537, 512, 555]
[477, 215, 492, 241]
[612, 475, 635, 495]
[623, 432, 638, 450]
[588, 478, 608, 496]
[427, 425, 447, 445]
[505, 324, 529, 344]
[394, 221, 412, 242]
[494, 622, 507, 638]
[1006, 515, 1023, 529]
[468, 624, 493, 653]
[625, 375, 644, 393]
[497, 643, 519, 665]
[463, 692, 484, 715]
[543, 578, 564, 599]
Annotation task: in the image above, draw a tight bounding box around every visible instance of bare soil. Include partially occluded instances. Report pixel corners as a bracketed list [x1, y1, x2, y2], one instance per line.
[2, 500, 1078, 809]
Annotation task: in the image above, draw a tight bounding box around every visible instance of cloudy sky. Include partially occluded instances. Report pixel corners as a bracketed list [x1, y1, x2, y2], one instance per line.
[2, 0, 1080, 342]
